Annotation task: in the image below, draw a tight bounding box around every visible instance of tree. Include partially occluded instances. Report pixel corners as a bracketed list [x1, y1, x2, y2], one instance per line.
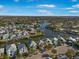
[65, 49, 75, 59]
[74, 41, 79, 49]
[51, 48, 57, 54]
[75, 51, 79, 56]
[51, 48, 57, 59]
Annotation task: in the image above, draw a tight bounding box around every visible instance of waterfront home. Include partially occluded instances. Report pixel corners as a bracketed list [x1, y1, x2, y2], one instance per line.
[38, 40, 45, 51]
[18, 43, 28, 55]
[69, 36, 76, 42]
[0, 48, 4, 56]
[3, 33, 10, 40]
[76, 37, 79, 41]
[54, 37, 58, 41]
[45, 38, 53, 45]
[10, 34, 17, 40]
[6, 44, 17, 57]
[53, 37, 58, 47]
[29, 40, 37, 50]
[66, 39, 73, 46]
[38, 40, 44, 46]
[60, 36, 66, 43]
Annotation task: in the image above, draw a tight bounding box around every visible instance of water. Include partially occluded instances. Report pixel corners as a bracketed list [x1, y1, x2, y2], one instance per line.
[32, 21, 79, 41]
[40, 22, 54, 38]
[39, 21, 79, 39]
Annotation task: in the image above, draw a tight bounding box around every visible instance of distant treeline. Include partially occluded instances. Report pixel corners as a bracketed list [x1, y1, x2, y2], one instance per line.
[0, 16, 79, 26]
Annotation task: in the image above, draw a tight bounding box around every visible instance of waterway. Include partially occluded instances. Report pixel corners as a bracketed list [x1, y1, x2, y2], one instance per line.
[39, 21, 79, 39]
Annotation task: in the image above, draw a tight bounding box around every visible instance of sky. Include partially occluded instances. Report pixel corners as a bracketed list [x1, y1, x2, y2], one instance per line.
[0, 0, 79, 16]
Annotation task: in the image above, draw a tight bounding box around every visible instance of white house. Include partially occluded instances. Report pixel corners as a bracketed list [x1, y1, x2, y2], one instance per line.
[38, 40, 44, 46]
[18, 43, 28, 55]
[3, 33, 10, 40]
[29, 40, 37, 50]
[54, 37, 58, 42]
[76, 37, 79, 41]
[60, 36, 66, 42]
[6, 44, 17, 57]
[69, 36, 76, 42]
[22, 30, 29, 38]
[53, 37, 58, 46]
[17, 31, 22, 39]
[29, 28, 36, 34]
[0, 48, 4, 56]
[0, 30, 5, 34]
[10, 34, 16, 40]
[45, 38, 53, 45]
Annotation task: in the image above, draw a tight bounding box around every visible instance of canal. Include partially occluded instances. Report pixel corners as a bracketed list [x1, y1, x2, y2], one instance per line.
[39, 21, 79, 39]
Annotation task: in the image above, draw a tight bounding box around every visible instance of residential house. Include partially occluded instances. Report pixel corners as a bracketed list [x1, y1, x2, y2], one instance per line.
[18, 43, 28, 55]
[69, 36, 76, 42]
[3, 33, 10, 40]
[10, 34, 17, 40]
[60, 36, 66, 43]
[45, 38, 53, 45]
[53, 37, 58, 47]
[0, 48, 4, 56]
[6, 44, 17, 57]
[22, 30, 29, 38]
[29, 40, 37, 50]
[29, 28, 36, 34]
[38, 40, 44, 46]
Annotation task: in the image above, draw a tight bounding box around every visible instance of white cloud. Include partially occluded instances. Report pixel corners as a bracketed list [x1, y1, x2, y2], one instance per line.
[0, 5, 4, 9]
[0, 5, 4, 10]
[38, 10, 49, 13]
[72, 4, 79, 8]
[63, 14, 69, 16]
[72, 0, 77, 2]
[38, 4, 56, 8]
[69, 10, 79, 13]
[37, 10, 53, 15]
[65, 7, 73, 10]
[14, 0, 19, 2]
[26, 0, 38, 2]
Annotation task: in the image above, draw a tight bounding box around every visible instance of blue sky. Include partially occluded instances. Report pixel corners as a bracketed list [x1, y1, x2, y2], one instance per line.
[0, 0, 79, 16]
